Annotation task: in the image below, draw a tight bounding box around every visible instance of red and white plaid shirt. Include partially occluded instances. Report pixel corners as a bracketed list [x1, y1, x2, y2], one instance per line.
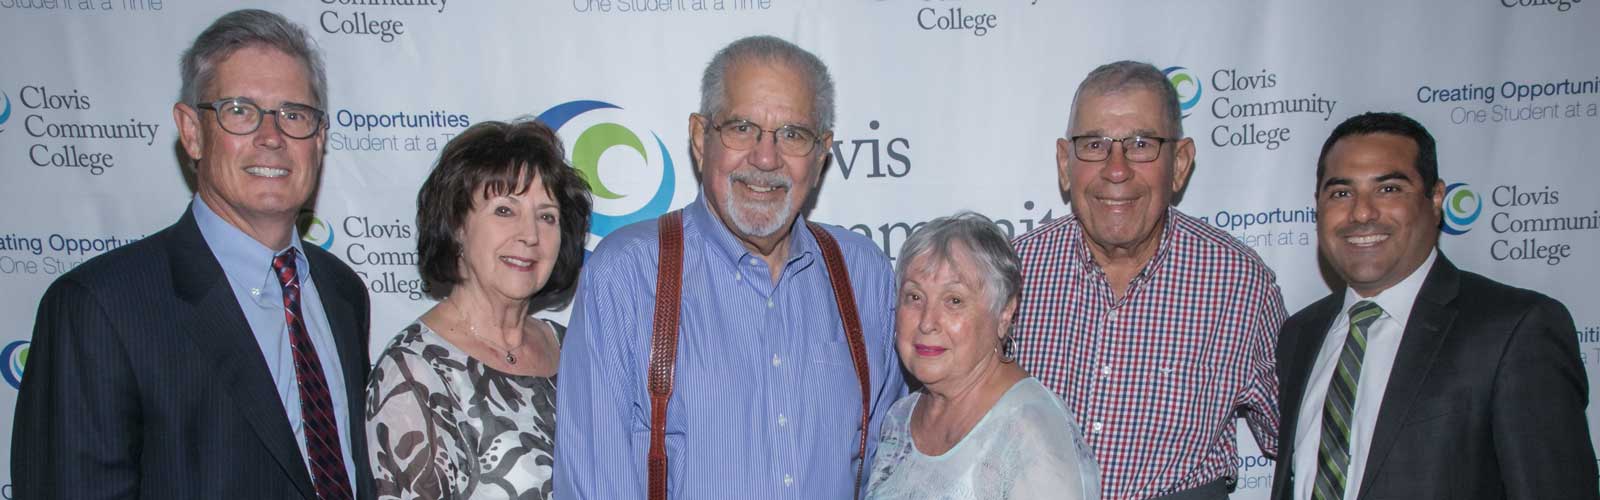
[1012, 208, 1285, 500]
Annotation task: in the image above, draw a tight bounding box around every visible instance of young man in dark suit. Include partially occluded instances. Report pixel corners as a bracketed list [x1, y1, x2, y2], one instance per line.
[1271, 112, 1596, 500]
[12, 10, 374, 499]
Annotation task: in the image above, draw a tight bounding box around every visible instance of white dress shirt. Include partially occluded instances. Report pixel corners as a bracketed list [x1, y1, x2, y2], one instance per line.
[1292, 250, 1437, 500]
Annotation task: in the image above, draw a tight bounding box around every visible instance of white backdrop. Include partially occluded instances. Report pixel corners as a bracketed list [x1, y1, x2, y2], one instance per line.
[2, 1, 1597, 497]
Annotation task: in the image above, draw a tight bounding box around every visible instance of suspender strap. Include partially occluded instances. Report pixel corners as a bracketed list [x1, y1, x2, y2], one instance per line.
[805, 221, 874, 500]
[647, 210, 685, 500]
[645, 211, 872, 500]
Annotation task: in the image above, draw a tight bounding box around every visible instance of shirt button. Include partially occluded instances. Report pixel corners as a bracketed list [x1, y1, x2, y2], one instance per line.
[734, 272, 741, 282]
[772, 354, 782, 367]
[778, 414, 788, 427]
[1107, 310, 1118, 321]
[250, 287, 261, 297]
[1092, 421, 1104, 432]
[1101, 365, 1112, 376]
[750, 257, 760, 266]
[783, 474, 794, 487]
[767, 299, 774, 308]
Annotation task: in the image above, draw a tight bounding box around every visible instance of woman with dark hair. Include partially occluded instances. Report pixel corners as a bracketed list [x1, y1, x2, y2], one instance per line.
[365, 119, 592, 500]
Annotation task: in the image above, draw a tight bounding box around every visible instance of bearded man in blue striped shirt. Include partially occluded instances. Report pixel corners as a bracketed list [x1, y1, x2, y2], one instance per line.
[554, 35, 906, 500]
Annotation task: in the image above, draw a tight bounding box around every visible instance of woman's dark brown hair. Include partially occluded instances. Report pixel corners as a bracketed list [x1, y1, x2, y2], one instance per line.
[415, 119, 593, 306]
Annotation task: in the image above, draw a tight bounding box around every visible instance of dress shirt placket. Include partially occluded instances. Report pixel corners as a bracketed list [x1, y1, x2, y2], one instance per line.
[1089, 253, 1154, 439]
[745, 253, 800, 499]
[780, 252, 819, 497]
[1082, 239, 1167, 495]
[1082, 264, 1115, 444]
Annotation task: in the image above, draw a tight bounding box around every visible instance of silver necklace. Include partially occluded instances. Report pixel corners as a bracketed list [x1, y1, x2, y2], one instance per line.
[450, 297, 518, 365]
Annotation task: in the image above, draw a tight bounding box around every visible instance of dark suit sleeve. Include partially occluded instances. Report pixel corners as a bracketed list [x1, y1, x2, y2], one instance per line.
[1490, 297, 1599, 499]
[357, 280, 372, 366]
[12, 278, 143, 499]
[353, 278, 376, 500]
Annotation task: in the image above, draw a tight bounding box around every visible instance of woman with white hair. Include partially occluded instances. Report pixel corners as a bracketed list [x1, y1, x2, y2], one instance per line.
[867, 211, 1100, 500]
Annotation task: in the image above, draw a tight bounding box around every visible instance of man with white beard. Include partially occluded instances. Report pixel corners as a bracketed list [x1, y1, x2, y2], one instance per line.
[554, 35, 905, 500]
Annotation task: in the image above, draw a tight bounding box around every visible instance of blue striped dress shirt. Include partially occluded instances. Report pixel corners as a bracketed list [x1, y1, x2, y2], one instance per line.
[555, 196, 906, 500]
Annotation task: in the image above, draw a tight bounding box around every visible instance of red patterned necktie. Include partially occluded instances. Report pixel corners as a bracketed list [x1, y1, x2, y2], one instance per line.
[272, 248, 353, 500]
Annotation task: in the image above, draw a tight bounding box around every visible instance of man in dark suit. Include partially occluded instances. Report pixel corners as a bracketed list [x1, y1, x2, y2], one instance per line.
[1271, 111, 1596, 500]
[12, 9, 374, 499]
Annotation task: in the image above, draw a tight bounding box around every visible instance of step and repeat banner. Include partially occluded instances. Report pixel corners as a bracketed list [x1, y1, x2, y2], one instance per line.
[1, 0, 1596, 497]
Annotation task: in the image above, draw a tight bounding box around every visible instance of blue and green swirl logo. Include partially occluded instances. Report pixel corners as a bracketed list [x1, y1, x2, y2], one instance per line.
[1442, 182, 1481, 235]
[1163, 66, 1202, 118]
[0, 90, 12, 133]
[536, 100, 677, 243]
[298, 212, 336, 250]
[2, 340, 28, 390]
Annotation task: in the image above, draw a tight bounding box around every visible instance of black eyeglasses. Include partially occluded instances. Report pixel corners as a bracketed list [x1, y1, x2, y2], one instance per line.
[1068, 135, 1172, 163]
[706, 117, 822, 156]
[194, 97, 326, 139]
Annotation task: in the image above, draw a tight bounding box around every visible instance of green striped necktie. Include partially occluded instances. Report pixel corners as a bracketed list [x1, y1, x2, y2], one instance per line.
[1312, 300, 1383, 500]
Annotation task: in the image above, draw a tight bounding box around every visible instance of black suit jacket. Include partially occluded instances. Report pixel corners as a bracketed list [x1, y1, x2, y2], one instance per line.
[1271, 255, 1597, 500]
[12, 209, 376, 499]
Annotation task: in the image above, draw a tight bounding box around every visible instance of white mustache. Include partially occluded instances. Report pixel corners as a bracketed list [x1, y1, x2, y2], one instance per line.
[730, 169, 792, 189]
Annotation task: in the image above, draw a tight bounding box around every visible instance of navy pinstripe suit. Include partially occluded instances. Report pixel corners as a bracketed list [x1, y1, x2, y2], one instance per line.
[12, 209, 375, 499]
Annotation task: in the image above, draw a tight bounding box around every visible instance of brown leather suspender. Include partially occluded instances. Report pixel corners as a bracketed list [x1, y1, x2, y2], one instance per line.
[807, 221, 874, 500]
[646, 210, 874, 500]
[647, 210, 686, 500]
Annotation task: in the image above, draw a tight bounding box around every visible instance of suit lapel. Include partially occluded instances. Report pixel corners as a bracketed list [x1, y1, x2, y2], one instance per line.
[308, 251, 363, 384]
[1284, 297, 1343, 433]
[1356, 256, 1461, 499]
[307, 246, 376, 495]
[307, 248, 369, 439]
[168, 210, 319, 500]
[1274, 295, 1341, 500]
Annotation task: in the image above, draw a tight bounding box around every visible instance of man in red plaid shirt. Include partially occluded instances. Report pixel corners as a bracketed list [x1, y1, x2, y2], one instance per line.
[1012, 60, 1287, 500]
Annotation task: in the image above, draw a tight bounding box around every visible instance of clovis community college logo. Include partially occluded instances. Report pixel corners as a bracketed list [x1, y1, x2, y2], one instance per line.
[299, 212, 336, 250]
[1164, 66, 1202, 118]
[3, 340, 29, 390]
[536, 100, 677, 245]
[1442, 182, 1482, 235]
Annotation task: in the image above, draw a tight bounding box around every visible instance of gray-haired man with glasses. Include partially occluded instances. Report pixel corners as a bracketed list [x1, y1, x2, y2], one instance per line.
[556, 35, 905, 500]
[13, 9, 374, 499]
[1011, 60, 1287, 500]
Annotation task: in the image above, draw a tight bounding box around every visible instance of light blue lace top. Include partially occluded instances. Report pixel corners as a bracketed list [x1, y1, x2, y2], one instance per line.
[866, 377, 1102, 500]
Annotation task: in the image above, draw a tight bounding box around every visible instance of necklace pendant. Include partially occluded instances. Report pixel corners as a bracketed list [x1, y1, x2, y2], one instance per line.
[505, 351, 518, 365]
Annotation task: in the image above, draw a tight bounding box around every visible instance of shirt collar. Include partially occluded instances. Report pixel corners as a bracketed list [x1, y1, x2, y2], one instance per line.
[1069, 206, 1180, 280]
[686, 194, 815, 271]
[192, 196, 310, 286]
[1340, 248, 1438, 323]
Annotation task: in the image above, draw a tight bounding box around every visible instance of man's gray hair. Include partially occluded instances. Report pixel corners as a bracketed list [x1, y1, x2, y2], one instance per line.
[699, 35, 835, 132]
[179, 9, 328, 110]
[895, 211, 1021, 315]
[1071, 60, 1183, 138]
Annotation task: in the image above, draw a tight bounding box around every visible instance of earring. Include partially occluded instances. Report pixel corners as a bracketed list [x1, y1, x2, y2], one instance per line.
[998, 335, 1015, 364]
